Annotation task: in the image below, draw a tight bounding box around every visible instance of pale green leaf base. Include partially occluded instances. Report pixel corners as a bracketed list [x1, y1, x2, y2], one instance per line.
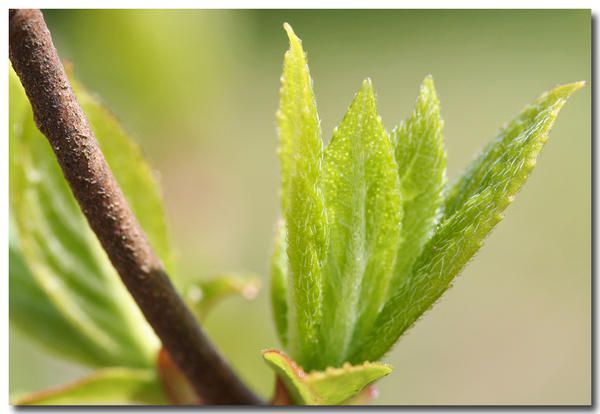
[263, 349, 391, 405]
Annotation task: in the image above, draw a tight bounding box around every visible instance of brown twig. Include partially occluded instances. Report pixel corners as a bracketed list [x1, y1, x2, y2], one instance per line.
[9, 9, 262, 405]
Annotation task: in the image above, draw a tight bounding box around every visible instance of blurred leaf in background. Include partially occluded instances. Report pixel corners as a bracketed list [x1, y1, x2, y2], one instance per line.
[9, 66, 166, 368]
[44, 10, 245, 158]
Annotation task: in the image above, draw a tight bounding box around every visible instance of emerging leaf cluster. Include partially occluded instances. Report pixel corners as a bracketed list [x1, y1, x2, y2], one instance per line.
[270, 24, 583, 372]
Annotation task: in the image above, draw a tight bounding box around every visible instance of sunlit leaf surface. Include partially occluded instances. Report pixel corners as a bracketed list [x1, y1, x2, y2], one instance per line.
[320, 80, 402, 368]
[277, 23, 328, 367]
[350, 82, 584, 363]
[387, 76, 446, 297]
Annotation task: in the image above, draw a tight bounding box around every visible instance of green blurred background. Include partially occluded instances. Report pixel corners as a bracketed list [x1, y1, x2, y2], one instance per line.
[9, 9, 591, 405]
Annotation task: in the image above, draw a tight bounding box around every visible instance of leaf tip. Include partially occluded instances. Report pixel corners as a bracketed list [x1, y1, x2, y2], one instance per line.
[360, 77, 376, 98]
[381, 363, 393, 375]
[571, 80, 586, 90]
[364, 360, 393, 376]
[283, 22, 293, 33]
[262, 348, 307, 379]
[283, 22, 300, 46]
[423, 73, 434, 84]
[262, 348, 294, 365]
[240, 276, 261, 300]
[420, 74, 439, 100]
[548, 80, 586, 101]
[262, 347, 280, 358]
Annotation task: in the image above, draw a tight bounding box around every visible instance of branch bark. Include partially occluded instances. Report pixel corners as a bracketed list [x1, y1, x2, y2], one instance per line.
[9, 9, 262, 405]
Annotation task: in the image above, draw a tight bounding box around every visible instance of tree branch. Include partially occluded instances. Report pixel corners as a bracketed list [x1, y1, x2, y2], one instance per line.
[9, 9, 262, 405]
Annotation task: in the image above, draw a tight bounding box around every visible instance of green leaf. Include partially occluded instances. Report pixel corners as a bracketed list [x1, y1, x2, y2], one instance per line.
[10, 240, 95, 366]
[9, 64, 28, 137]
[9, 235, 107, 367]
[319, 79, 402, 368]
[349, 82, 584, 364]
[263, 349, 391, 405]
[185, 273, 261, 321]
[270, 220, 289, 347]
[277, 23, 328, 366]
[387, 75, 446, 296]
[9, 66, 176, 367]
[443, 82, 584, 217]
[13, 368, 167, 405]
[342, 385, 379, 405]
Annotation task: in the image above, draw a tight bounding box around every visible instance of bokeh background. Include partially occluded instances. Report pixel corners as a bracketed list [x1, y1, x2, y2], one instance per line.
[9, 9, 591, 405]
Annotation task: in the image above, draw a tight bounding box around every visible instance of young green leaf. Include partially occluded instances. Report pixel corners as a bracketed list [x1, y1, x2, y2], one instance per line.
[320, 80, 402, 368]
[349, 82, 584, 363]
[263, 349, 391, 405]
[277, 23, 328, 366]
[307, 360, 391, 406]
[185, 272, 261, 321]
[13, 368, 167, 405]
[443, 82, 584, 217]
[342, 385, 379, 405]
[387, 76, 446, 296]
[9, 235, 111, 366]
[9, 66, 177, 367]
[8, 156, 103, 366]
[270, 220, 289, 347]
